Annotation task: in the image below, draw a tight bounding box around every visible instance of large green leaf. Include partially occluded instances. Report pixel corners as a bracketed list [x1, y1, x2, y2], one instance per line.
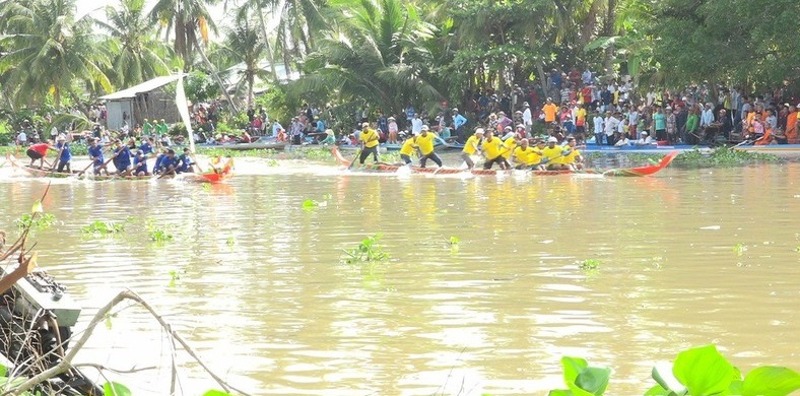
[742, 366, 800, 396]
[673, 345, 735, 396]
[562, 356, 588, 383]
[643, 384, 673, 396]
[652, 362, 686, 394]
[548, 390, 573, 396]
[575, 367, 611, 396]
[202, 390, 234, 396]
[103, 382, 132, 396]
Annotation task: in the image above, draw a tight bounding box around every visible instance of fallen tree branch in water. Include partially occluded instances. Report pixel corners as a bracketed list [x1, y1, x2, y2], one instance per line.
[8, 289, 252, 396]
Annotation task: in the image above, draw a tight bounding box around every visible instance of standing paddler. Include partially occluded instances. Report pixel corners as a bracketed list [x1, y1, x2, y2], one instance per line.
[358, 121, 380, 165]
[416, 125, 443, 168]
[481, 130, 506, 170]
[26, 141, 58, 169]
[461, 128, 484, 169]
[398, 132, 417, 165]
[54, 134, 72, 173]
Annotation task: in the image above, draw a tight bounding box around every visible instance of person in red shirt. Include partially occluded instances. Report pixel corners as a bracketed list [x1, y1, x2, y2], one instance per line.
[26, 141, 57, 168]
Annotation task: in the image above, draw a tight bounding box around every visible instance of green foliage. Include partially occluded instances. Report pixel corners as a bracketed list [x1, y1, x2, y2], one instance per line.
[145, 220, 174, 243]
[0, 121, 13, 146]
[672, 148, 782, 169]
[255, 87, 301, 128]
[579, 259, 601, 272]
[168, 269, 180, 287]
[733, 243, 747, 257]
[81, 220, 126, 236]
[15, 213, 56, 232]
[202, 390, 234, 396]
[342, 234, 390, 264]
[549, 356, 611, 396]
[103, 381, 132, 396]
[550, 345, 800, 396]
[184, 70, 221, 104]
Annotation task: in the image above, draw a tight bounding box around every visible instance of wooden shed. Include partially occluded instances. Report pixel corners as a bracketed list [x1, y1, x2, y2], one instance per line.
[99, 75, 181, 130]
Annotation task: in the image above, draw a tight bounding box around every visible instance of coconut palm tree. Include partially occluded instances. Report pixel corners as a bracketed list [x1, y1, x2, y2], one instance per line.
[0, 0, 111, 108]
[215, 20, 270, 108]
[150, 0, 239, 112]
[99, 0, 175, 88]
[293, 0, 442, 115]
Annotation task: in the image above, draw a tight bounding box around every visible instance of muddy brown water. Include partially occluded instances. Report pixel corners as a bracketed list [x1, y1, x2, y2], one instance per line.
[0, 162, 799, 395]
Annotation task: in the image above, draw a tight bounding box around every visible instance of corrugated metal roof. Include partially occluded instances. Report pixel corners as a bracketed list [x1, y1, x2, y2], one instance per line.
[99, 75, 181, 100]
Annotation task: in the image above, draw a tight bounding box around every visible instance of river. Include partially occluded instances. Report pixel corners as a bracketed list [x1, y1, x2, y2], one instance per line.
[0, 161, 798, 395]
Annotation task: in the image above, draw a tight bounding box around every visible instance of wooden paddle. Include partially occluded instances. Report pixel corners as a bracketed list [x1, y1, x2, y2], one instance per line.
[47, 144, 66, 176]
[347, 149, 362, 170]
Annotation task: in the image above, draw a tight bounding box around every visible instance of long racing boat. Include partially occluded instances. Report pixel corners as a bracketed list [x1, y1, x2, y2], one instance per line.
[332, 147, 678, 177]
[7, 154, 234, 183]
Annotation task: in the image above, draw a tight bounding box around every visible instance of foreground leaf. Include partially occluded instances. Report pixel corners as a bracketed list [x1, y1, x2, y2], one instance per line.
[103, 382, 132, 396]
[742, 366, 800, 396]
[575, 366, 611, 395]
[673, 345, 735, 396]
[203, 390, 234, 396]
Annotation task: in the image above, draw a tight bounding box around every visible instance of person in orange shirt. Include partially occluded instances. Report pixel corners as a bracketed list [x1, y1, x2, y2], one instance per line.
[542, 97, 558, 124]
[787, 105, 799, 144]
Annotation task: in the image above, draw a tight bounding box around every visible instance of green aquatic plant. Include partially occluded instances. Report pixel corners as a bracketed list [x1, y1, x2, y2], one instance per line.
[226, 236, 236, 246]
[548, 356, 611, 396]
[302, 199, 319, 211]
[14, 213, 55, 232]
[103, 381, 131, 396]
[448, 236, 460, 253]
[579, 259, 601, 272]
[145, 221, 174, 243]
[342, 234, 390, 264]
[733, 243, 747, 257]
[81, 220, 125, 235]
[547, 345, 800, 396]
[672, 147, 781, 169]
[202, 390, 234, 396]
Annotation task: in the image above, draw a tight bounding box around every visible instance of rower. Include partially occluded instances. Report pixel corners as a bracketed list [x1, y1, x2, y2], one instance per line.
[160, 149, 180, 175]
[398, 132, 417, 165]
[529, 139, 548, 171]
[133, 150, 149, 176]
[87, 138, 108, 175]
[26, 141, 57, 169]
[481, 130, 506, 170]
[500, 127, 517, 169]
[152, 148, 169, 175]
[561, 137, 584, 171]
[358, 122, 380, 165]
[140, 137, 154, 156]
[461, 128, 484, 169]
[542, 136, 565, 170]
[54, 134, 72, 173]
[177, 148, 195, 173]
[111, 139, 132, 175]
[416, 125, 443, 168]
[511, 138, 536, 169]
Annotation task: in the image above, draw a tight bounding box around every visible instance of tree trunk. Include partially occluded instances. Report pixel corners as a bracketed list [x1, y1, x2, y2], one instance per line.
[536, 61, 549, 98]
[257, 8, 280, 82]
[603, 0, 616, 81]
[191, 35, 240, 114]
[247, 73, 255, 108]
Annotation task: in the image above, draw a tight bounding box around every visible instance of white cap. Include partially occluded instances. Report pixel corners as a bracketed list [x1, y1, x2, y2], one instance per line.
[475, 128, 485, 135]
[421, 125, 429, 131]
[56, 134, 66, 141]
[641, 131, 648, 135]
[547, 137, 558, 143]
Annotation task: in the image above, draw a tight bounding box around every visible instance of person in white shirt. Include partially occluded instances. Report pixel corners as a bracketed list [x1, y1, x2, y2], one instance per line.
[605, 112, 619, 145]
[411, 115, 423, 135]
[16, 131, 27, 146]
[636, 131, 654, 145]
[593, 113, 605, 145]
[700, 103, 715, 127]
[614, 136, 631, 147]
[522, 102, 532, 133]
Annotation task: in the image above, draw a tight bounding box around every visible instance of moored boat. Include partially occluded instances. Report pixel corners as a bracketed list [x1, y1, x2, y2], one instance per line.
[331, 147, 678, 177]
